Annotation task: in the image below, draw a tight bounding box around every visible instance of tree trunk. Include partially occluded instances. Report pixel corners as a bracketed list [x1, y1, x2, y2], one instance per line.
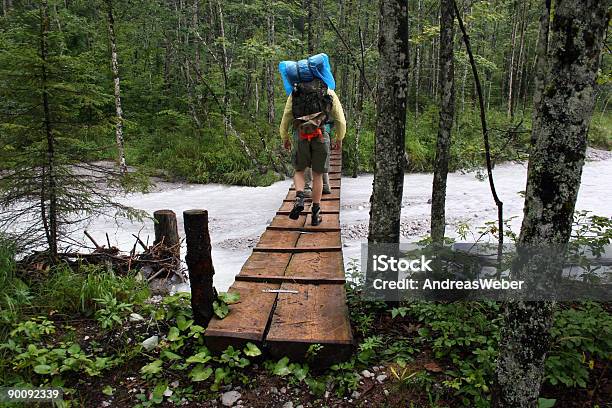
[40, 0, 58, 257]
[266, 1, 275, 124]
[414, 0, 422, 118]
[352, 25, 366, 178]
[3, 0, 12, 16]
[506, 4, 518, 118]
[514, 0, 528, 115]
[530, 0, 551, 146]
[368, 0, 408, 244]
[430, 0, 455, 245]
[106, 0, 128, 174]
[216, 0, 231, 136]
[494, 1, 610, 406]
[306, 0, 314, 54]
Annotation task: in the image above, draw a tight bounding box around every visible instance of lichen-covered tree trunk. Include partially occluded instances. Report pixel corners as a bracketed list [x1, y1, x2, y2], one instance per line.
[368, 0, 408, 244]
[429, 0, 455, 245]
[106, 0, 127, 174]
[494, 1, 610, 406]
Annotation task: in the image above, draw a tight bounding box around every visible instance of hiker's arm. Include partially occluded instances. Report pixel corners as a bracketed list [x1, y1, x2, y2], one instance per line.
[279, 95, 293, 143]
[328, 90, 346, 142]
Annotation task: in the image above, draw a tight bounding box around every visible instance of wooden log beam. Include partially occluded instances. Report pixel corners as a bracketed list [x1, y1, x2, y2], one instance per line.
[184, 209, 216, 326]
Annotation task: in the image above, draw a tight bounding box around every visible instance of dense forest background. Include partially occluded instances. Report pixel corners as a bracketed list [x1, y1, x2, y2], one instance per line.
[0, 1, 611, 406]
[1, 0, 610, 187]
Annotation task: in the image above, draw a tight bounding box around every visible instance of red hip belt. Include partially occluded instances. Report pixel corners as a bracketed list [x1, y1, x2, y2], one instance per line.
[298, 128, 323, 141]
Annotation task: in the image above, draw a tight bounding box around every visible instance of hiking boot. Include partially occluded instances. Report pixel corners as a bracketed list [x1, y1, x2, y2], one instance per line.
[322, 185, 332, 195]
[303, 187, 313, 198]
[289, 191, 305, 220]
[311, 203, 322, 226]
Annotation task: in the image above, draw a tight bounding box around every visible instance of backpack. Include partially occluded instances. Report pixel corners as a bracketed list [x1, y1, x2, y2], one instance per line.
[291, 78, 333, 136]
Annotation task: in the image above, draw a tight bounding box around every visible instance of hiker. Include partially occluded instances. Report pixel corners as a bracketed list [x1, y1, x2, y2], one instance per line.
[279, 53, 346, 226]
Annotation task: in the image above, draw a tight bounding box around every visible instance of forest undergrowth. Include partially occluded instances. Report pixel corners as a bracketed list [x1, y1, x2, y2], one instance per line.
[1, 214, 609, 408]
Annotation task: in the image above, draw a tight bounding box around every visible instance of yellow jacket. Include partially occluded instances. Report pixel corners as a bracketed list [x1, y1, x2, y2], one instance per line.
[279, 89, 346, 141]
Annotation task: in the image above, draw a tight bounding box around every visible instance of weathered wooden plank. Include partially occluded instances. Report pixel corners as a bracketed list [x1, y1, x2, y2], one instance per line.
[266, 283, 353, 364]
[303, 213, 340, 230]
[290, 179, 341, 188]
[205, 281, 280, 352]
[239, 252, 292, 276]
[270, 214, 307, 228]
[252, 246, 342, 253]
[285, 251, 344, 280]
[235, 275, 345, 284]
[289, 186, 340, 191]
[256, 229, 300, 248]
[275, 210, 339, 216]
[266, 225, 341, 232]
[278, 200, 340, 212]
[285, 190, 340, 201]
[295, 231, 341, 247]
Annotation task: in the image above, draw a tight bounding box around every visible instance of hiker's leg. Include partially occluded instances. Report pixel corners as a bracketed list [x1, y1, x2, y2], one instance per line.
[304, 167, 312, 189]
[311, 170, 323, 204]
[289, 170, 306, 219]
[310, 132, 329, 226]
[322, 172, 331, 194]
[294, 170, 305, 192]
[304, 167, 313, 197]
[289, 136, 308, 220]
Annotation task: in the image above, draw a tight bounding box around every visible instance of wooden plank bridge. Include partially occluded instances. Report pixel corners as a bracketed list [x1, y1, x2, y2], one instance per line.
[204, 151, 353, 364]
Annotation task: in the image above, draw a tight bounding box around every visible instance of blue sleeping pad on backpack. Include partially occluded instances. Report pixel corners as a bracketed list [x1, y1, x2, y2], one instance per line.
[279, 53, 336, 96]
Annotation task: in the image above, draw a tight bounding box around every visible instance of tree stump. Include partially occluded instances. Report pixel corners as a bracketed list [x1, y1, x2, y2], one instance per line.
[153, 209, 180, 252]
[183, 209, 216, 326]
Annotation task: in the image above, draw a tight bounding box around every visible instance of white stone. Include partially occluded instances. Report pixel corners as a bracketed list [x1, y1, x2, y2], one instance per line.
[280, 387, 287, 394]
[361, 370, 374, 378]
[282, 402, 293, 408]
[351, 391, 361, 399]
[141, 335, 158, 351]
[270, 387, 278, 394]
[383, 389, 390, 396]
[376, 374, 388, 383]
[163, 387, 173, 397]
[221, 391, 241, 407]
[129, 313, 144, 322]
